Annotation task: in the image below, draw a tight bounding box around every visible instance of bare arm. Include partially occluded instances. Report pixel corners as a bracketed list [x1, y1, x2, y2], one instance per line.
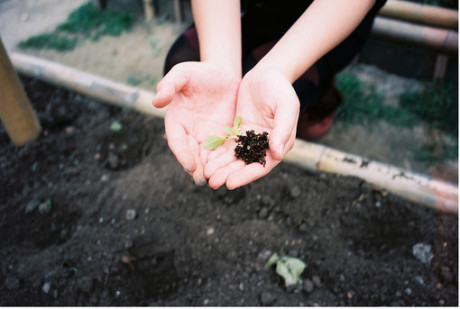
[192, 0, 242, 77]
[255, 0, 375, 82]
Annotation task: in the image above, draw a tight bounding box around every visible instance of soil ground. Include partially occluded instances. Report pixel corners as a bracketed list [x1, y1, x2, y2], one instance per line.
[0, 76, 458, 306]
[0, 0, 458, 306]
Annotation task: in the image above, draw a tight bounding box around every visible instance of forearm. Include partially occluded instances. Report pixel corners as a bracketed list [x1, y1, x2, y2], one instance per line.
[191, 0, 242, 77]
[254, 0, 375, 83]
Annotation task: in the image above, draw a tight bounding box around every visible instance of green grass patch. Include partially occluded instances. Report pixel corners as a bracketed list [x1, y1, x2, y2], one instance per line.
[18, 33, 78, 51]
[335, 72, 458, 164]
[399, 80, 458, 136]
[335, 72, 418, 129]
[18, 1, 134, 51]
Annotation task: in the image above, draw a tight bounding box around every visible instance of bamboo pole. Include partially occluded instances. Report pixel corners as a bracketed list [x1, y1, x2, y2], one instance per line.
[0, 39, 41, 146]
[10, 53, 165, 118]
[284, 140, 458, 213]
[379, 0, 458, 30]
[10, 53, 458, 213]
[371, 16, 458, 53]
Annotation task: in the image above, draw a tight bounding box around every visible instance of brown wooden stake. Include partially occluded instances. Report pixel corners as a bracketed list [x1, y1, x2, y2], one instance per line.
[173, 0, 182, 23]
[143, 0, 154, 22]
[0, 38, 41, 146]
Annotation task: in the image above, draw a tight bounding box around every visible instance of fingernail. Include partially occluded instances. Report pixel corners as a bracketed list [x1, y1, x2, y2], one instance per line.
[183, 164, 193, 173]
[194, 177, 207, 186]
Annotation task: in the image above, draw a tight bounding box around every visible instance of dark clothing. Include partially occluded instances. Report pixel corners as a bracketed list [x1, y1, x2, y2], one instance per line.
[164, 0, 387, 116]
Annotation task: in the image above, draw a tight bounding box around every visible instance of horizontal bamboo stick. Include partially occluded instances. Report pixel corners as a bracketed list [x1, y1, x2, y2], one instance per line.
[379, 0, 458, 30]
[10, 53, 458, 213]
[372, 16, 458, 53]
[11, 53, 165, 118]
[284, 140, 458, 213]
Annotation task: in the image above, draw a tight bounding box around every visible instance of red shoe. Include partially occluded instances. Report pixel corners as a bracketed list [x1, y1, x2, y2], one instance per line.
[296, 110, 335, 140]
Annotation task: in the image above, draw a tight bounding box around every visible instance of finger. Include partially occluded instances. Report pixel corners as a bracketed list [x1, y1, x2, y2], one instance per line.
[269, 92, 300, 161]
[187, 135, 207, 186]
[152, 66, 189, 108]
[206, 143, 228, 162]
[204, 145, 237, 179]
[208, 160, 246, 190]
[226, 153, 280, 190]
[165, 117, 195, 173]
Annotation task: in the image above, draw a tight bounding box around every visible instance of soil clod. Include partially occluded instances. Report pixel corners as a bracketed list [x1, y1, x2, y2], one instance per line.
[234, 130, 269, 166]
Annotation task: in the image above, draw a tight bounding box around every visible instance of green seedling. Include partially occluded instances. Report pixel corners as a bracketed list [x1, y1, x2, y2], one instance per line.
[265, 253, 307, 287]
[110, 120, 123, 132]
[204, 116, 242, 150]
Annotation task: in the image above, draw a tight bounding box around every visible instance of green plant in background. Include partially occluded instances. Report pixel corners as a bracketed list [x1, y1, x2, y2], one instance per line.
[400, 80, 458, 136]
[400, 80, 458, 163]
[335, 72, 418, 129]
[18, 1, 134, 51]
[336, 72, 458, 164]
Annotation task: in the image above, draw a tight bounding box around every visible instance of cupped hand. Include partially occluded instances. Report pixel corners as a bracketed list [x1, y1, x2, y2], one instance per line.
[152, 62, 240, 185]
[204, 68, 300, 189]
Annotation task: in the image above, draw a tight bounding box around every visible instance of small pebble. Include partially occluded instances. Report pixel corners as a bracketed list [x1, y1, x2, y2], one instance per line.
[42, 282, 51, 294]
[258, 207, 269, 219]
[4, 276, 20, 290]
[25, 200, 39, 214]
[290, 185, 301, 198]
[38, 203, 50, 214]
[206, 227, 215, 236]
[259, 291, 276, 306]
[441, 266, 453, 283]
[126, 209, 137, 220]
[239, 282, 244, 291]
[203, 299, 209, 305]
[299, 223, 309, 232]
[405, 288, 412, 295]
[412, 243, 433, 264]
[415, 276, 424, 285]
[303, 279, 314, 293]
[312, 275, 321, 288]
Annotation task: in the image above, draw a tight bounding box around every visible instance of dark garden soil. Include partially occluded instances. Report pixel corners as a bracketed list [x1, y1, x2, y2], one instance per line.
[0, 76, 458, 306]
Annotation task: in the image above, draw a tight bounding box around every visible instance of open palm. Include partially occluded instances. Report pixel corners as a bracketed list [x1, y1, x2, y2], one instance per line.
[153, 62, 240, 185]
[204, 69, 300, 189]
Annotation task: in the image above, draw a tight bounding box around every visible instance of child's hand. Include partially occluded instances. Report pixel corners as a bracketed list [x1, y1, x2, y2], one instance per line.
[153, 62, 240, 185]
[204, 68, 300, 189]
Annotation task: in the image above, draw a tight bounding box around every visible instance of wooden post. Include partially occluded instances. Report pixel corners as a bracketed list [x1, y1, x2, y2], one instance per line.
[173, 0, 182, 23]
[143, 0, 154, 21]
[0, 38, 41, 146]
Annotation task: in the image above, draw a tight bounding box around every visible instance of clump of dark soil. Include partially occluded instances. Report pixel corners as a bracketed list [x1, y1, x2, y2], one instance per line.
[235, 130, 269, 166]
[0, 76, 457, 306]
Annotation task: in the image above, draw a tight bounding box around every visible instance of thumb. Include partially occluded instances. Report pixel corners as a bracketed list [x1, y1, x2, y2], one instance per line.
[269, 94, 299, 161]
[152, 65, 190, 108]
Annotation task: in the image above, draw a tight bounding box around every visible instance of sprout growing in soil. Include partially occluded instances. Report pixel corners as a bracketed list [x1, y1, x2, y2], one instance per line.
[204, 116, 269, 166]
[265, 253, 307, 287]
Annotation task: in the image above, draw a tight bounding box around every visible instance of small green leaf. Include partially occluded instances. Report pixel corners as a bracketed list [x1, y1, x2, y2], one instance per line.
[204, 135, 226, 150]
[110, 120, 123, 132]
[265, 254, 307, 287]
[233, 116, 242, 130]
[224, 126, 236, 136]
[31, 161, 38, 172]
[265, 253, 280, 269]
